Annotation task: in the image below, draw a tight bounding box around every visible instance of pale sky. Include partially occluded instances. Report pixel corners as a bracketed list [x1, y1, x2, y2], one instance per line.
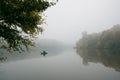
[39, 0, 120, 44]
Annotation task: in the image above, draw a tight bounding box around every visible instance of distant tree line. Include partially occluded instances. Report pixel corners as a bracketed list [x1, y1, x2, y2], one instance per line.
[76, 24, 120, 49]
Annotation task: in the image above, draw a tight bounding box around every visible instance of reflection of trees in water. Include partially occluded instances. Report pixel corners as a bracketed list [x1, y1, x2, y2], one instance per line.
[76, 48, 120, 72]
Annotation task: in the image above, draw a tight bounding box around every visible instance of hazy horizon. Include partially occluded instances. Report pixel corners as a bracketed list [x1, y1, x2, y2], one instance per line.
[1, 1, 120, 80]
[38, 0, 120, 44]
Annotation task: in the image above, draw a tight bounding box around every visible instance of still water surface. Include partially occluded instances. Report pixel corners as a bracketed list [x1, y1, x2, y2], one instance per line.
[0, 48, 120, 80]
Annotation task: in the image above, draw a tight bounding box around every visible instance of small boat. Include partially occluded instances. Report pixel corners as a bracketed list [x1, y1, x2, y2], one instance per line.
[41, 51, 48, 56]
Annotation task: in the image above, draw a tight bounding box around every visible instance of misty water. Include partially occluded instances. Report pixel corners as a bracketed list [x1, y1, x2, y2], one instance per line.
[1, 0, 120, 80]
[0, 40, 120, 80]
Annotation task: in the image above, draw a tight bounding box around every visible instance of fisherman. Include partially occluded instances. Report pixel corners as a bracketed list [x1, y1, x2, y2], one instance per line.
[41, 50, 47, 56]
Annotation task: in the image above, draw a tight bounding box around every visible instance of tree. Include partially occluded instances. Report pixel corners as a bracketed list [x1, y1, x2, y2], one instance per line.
[0, 0, 57, 52]
[76, 24, 120, 49]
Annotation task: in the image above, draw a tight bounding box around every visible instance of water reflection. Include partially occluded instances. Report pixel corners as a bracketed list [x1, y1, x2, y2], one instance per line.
[76, 48, 120, 72]
[0, 48, 120, 80]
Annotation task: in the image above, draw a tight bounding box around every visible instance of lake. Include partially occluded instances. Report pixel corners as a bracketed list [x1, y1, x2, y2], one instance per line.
[0, 44, 120, 80]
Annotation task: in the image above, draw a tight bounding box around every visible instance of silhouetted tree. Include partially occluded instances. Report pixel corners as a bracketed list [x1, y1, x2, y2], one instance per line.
[0, 0, 57, 52]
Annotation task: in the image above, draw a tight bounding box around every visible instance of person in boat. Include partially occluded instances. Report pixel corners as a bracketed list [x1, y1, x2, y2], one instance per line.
[41, 50, 48, 56]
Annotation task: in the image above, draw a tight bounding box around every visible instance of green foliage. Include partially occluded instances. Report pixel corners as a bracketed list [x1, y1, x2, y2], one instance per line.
[76, 24, 120, 49]
[76, 25, 120, 71]
[0, 0, 57, 52]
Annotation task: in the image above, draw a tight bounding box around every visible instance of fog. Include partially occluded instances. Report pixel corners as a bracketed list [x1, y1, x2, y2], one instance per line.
[39, 0, 120, 44]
